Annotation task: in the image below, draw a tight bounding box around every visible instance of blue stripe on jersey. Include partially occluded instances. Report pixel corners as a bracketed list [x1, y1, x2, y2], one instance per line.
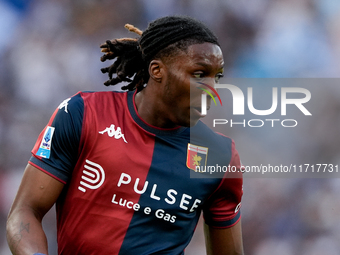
[118, 91, 238, 254]
[118, 124, 233, 254]
[118, 131, 198, 255]
[30, 93, 84, 183]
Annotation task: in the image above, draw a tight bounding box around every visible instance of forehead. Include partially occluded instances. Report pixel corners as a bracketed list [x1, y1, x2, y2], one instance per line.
[184, 43, 224, 67]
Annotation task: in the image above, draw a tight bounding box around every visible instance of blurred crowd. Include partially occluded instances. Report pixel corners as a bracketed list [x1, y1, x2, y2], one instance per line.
[1, 0, 340, 254]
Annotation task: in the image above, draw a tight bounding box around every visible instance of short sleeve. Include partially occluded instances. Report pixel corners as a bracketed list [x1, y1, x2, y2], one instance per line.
[29, 93, 84, 184]
[203, 139, 243, 228]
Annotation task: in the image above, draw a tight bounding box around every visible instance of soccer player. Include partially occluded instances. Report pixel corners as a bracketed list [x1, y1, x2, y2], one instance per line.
[6, 16, 244, 255]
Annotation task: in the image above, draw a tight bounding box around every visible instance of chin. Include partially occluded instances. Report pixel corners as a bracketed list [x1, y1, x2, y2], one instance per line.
[174, 118, 197, 127]
[189, 121, 199, 127]
[175, 112, 202, 127]
[188, 117, 201, 127]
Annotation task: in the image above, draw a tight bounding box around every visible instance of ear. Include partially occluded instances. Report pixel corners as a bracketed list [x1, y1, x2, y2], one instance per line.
[148, 59, 165, 83]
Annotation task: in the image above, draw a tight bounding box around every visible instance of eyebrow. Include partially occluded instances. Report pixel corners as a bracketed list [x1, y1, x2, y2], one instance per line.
[195, 62, 224, 70]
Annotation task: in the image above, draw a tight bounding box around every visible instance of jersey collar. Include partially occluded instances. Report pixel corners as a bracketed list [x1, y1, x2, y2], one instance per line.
[127, 91, 188, 136]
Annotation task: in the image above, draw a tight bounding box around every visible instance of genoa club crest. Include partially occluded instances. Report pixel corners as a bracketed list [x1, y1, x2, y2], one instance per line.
[186, 143, 208, 171]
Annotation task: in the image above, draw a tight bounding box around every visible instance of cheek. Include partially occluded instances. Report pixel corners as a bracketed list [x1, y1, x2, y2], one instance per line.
[166, 73, 191, 102]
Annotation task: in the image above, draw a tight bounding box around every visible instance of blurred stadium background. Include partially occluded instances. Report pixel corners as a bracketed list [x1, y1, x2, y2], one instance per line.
[1, 0, 340, 254]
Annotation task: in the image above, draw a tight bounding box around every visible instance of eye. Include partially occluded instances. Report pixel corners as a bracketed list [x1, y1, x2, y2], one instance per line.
[215, 73, 224, 83]
[193, 71, 205, 79]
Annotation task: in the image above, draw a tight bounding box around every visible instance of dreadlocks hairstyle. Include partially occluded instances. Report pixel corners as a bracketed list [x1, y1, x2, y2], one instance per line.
[100, 16, 220, 91]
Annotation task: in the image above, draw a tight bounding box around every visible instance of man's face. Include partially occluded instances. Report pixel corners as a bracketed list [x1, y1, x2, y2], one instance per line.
[160, 42, 224, 127]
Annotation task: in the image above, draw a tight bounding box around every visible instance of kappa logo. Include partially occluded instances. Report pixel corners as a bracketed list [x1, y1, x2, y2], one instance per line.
[58, 98, 71, 113]
[234, 202, 241, 213]
[78, 159, 105, 193]
[197, 82, 223, 106]
[99, 124, 128, 143]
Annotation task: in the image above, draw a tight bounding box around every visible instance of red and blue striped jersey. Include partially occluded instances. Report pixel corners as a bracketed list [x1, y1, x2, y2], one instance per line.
[30, 91, 243, 255]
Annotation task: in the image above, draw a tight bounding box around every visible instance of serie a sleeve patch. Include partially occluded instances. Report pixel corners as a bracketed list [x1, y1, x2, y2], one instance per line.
[36, 126, 55, 159]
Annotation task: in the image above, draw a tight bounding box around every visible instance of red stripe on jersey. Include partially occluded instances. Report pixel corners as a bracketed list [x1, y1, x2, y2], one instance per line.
[56, 92, 156, 254]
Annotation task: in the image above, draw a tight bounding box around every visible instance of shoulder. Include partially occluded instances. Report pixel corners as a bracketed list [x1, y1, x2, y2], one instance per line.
[78, 91, 127, 104]
[57, 92, 84, 113]
[76, 91, 129, 122]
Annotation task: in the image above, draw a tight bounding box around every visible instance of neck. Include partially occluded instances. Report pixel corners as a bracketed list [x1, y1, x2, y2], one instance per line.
[134, 86, 179, 129]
